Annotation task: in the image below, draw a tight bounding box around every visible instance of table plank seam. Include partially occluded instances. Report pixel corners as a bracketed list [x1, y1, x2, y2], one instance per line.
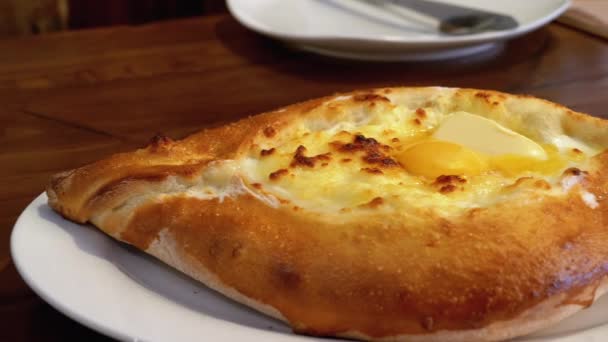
[555, 22, 608, 43]
[21, 109, 125, 142]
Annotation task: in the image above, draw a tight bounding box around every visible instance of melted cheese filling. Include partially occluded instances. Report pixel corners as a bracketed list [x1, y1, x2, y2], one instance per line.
[237, 105, 598, 214]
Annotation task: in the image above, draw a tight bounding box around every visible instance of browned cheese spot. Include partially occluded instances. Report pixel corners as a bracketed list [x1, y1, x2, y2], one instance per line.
[341, 158, 352, 163]
[269, 169, 289, 181]
[475, 92, 492, 100]
[361, 167, 384, 175]
[572, 148, 583, 154]
[263, 126, 277, 138]
[415, 108, 427, 118]
[563, 167, 588, 177]
[251, 183, 262, 189]
[413, 118, 422, 125]
[260, 148, 276, 157]
[433, 175, 466, 194]
[506, 177, 534, 190]
[391, 137, 400, 143]
[331, 135, 399, 169]
[290, 145, 332, 168]
[439, 184, 458, 194]
[364, 153, 398, 166]
[434, 175, 467, 185]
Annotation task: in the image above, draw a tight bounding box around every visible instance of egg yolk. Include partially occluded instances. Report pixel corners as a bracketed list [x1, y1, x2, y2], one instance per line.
[488, 145, 567, 177]
[397, 141, 487, 179]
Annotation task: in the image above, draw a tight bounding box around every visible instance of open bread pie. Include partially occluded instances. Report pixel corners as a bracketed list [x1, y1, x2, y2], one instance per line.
[47, 87, 608, 341]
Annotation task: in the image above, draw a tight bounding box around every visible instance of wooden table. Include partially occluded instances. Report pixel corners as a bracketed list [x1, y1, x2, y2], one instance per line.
[1, 14, 607, 341]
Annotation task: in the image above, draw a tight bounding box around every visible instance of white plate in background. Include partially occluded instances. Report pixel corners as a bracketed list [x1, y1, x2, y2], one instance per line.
[227, 0, 570, 61]
[11, 194, 608, 341]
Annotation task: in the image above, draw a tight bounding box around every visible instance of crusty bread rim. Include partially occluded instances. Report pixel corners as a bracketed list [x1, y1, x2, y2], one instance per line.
[47, 87, 608, 342]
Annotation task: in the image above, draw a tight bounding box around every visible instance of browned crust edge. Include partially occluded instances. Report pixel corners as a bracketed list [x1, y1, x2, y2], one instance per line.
[147, 227, 608, 342]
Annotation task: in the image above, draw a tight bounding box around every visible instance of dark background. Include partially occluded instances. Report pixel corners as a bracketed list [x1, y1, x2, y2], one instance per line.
[69, 0, 228, 29]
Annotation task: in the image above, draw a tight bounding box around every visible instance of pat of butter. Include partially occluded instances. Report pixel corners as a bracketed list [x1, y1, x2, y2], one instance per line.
[433, 112, 548, 160]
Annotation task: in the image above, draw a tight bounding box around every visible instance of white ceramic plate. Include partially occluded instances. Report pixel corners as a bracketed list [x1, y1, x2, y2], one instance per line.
[11, 194, 608, 341]
[227, 0, 570, 61]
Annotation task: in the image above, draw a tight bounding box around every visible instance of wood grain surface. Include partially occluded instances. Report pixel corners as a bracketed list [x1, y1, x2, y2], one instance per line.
[1, 14, 607, 341]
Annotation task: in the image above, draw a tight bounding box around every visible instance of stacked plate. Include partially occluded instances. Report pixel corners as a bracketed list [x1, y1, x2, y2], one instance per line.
[227, 0, 571, 61]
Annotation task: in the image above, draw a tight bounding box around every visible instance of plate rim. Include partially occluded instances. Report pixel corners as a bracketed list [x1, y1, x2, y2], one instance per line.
[226, 0, 571, 46]
[10, 194, 131, 341]
[294, 41, 501, 61]
[10, 194, 304, 342]
[11, 193, 608, 342]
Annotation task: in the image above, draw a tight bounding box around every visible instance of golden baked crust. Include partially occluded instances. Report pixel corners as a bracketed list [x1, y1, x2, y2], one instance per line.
[47, 87, 608, 341]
